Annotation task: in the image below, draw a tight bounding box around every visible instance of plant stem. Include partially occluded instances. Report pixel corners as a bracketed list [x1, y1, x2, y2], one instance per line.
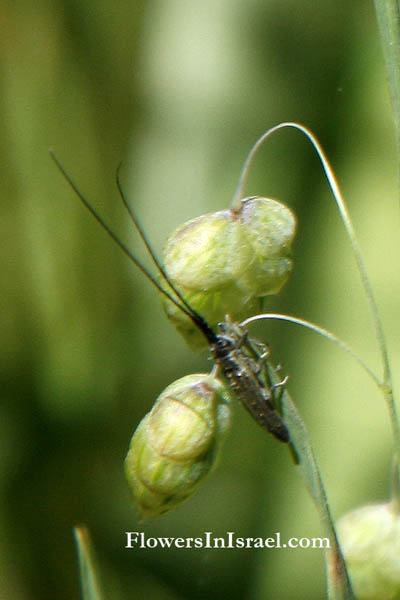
[74, 526, 104, 600]
[234, 122, 400, 460]
[266, 362, 355, 599]
[243, 312, 381, 388]
[391, 454, 400, 513]
[374, 0, 400, 187]
[374, 0, 400, 501]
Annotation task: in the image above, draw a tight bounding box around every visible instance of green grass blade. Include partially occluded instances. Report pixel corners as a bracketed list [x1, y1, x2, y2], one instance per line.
[374, 0, 400, 184]
[74, 525, 105, 600]
[266, 363, 355, 600]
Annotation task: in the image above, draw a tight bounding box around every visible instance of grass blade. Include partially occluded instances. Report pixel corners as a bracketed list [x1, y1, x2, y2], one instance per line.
[74, 525, 105, 600]
[374, 0, 400, 184]
[266, 362, 355, 600]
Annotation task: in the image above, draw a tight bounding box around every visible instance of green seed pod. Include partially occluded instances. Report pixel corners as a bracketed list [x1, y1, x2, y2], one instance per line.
[162, 209, 259, 349]
[164, 211, 250, 290]
[337, 503, 400, 600]
[125, 374, 232, 519]
[239, 197, 296, 297]
[161, 198, 296, 348]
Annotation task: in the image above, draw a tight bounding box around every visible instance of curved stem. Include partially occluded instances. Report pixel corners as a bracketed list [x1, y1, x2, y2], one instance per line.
[233, 122, 399, 458]
[232, 124, 389, 381]
[242, 312, 382, 389]
[372, 3, 400, 477]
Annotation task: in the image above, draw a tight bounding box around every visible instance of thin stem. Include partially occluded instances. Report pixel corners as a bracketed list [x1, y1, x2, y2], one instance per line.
[265, 362, 355, 598]
[242, 313, 382, 389]
[373, 0, 400, 496]
[374, 0, 400, 189]
[391, 454, 400, 514]
[233, 122, 399, 458]
[74, 526, 104, 600]
[386, 386, 400, 462]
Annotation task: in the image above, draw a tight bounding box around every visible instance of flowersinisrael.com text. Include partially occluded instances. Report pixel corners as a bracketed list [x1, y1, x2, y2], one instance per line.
[125, 531, 330, 550]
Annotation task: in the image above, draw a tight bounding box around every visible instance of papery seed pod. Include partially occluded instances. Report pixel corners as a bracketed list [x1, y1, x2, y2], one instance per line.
[125, 374, 232, 519]
[162, 198, 296, 348]
[239, 197, 296, 297]
[337, 503, 400, 600]
[162, 210, 256, 348]
[163, 211, 250, 289]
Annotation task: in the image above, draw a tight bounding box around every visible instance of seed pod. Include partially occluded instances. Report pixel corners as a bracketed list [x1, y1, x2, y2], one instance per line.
[239, 197, 296, 297]
[125, 374, 232, 519]
[162, 210, 255, 348]
[164, 211, 250, 290]
[162, 198, 296, 348]
[337, 503, 400, 600]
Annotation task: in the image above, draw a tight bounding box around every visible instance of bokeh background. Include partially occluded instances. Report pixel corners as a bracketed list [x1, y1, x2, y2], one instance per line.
[1, 1, 399, 598]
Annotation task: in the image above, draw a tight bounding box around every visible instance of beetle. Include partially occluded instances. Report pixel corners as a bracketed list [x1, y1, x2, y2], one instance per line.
[50, 151, 289, 443]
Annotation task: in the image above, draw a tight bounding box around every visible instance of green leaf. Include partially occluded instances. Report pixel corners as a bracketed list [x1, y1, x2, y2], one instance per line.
[74, 525, 104, 600]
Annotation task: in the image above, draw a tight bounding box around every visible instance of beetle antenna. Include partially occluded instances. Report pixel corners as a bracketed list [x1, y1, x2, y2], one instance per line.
[115, 163, 208, 323]
[49, 150, 210, 331]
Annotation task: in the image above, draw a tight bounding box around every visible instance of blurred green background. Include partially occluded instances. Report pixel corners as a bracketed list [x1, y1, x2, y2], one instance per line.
[1, 1, 399, 598]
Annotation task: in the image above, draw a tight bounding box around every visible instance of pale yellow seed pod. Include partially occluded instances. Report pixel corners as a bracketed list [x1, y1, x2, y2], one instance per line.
[163, 210, 250, 290]
[337, 503, 400, 600]
[239, 197, 296, 297]
[125, 374, 232, 519]
[161, 198, 296, 349]
[162, 209, 260, 348]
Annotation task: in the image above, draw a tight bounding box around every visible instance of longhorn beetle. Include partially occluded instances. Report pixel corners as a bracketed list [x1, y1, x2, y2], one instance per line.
[50, 152, 290, 443]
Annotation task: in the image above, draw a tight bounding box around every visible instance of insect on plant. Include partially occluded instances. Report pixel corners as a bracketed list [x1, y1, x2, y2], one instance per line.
[53, 120, 391, 596]
[49, 151, 291, 444]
